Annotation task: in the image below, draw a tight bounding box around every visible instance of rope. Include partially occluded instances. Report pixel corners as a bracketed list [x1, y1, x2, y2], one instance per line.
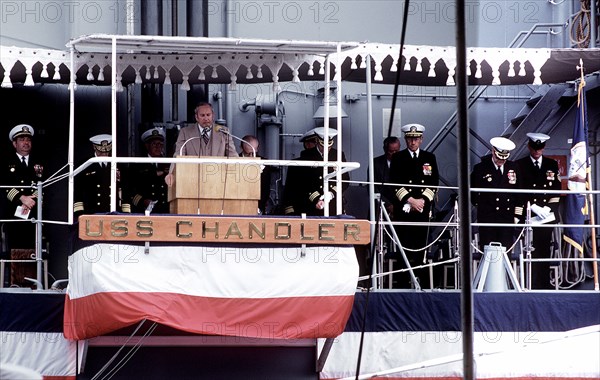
[470, 227, 525, 255]
[553, 227, 588, 289]
[100, 322, 158, 380]
[91, 319, 152, 380]
[384, 214, 455, 253]
[358, 256, 460, 282]
[359, 225, 524, 290]
[344, 178, 459, 191]
[569, 0, 594, 47]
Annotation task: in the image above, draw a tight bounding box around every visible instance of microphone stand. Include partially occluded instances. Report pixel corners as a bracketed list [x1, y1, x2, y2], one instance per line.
[178, 136, 201, 156]
[222, 125, 229, 214]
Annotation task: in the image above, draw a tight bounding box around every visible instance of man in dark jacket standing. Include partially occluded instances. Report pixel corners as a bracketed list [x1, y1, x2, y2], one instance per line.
[372, 136, 401, 215]
[2, 124, 46, 249]
[2, 124, 46, 286]
[130, 128, 170, 214]
[73, 134, 131, 217]
[389, 124, 439, 288]
[516, 133, 561, 289]
[471, 137, 523, 250]
[283, 128, 349, 216]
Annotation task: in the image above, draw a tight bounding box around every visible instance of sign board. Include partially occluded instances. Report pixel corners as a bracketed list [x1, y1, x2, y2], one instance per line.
[79, 215, 371, 245]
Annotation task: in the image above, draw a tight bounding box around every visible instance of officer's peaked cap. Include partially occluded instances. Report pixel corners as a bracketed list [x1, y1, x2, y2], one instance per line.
[141, 128, 166, 143]
[90, 134, 113, 152]
[526, 132, 550, 150]
[490, 137, 515, 160]
[9, 124, 34, 141]
[314, 127, 338, 147]
[401, 123, 425, 137]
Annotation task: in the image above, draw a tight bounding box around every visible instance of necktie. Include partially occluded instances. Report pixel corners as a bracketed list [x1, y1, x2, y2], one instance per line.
[202, 129, 210, 144]
[496, 166, 502, 175]
[21, 156, 27, 167]
[534, 160, 539, 169]
[412, 152, 417, 159]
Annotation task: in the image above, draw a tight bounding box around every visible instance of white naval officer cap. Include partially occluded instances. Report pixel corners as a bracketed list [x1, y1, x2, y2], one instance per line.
[90, 134, 112, 152]
[9, 124, 34, 141]
[141, 127, 166, 143]
[313, 127, 338, 147]
[526, 132, 550, 150]
[490, 136, 515, 160]
[299, 128, 318, 143]
[401, 123, 425, 138]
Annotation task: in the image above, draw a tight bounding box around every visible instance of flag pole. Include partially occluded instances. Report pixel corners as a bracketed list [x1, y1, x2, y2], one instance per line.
[589, 171, 598, 291]
[577, 59, 599, 291]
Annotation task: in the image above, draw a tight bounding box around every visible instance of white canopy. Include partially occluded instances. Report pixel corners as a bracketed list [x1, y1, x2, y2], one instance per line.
[2, 34, 599, 89]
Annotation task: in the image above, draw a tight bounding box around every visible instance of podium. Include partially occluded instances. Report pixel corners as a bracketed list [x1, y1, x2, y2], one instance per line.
[168, 157, 261, 215]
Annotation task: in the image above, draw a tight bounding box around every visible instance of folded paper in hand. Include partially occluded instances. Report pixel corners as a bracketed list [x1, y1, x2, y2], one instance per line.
[532, 212, 555, 225]
[14, 206, 30, 219]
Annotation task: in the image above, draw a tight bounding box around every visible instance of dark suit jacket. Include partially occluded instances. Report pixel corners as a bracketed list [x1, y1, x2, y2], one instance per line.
[372, 154, 393, 204]
[516, 156, 561, 214]
[471, 157, 523, 222]
[129, 161, 170, 214]
[283, 147, 349, 216]
[1, 152, 46, 249]
[2, 152, 46, 219]
[73, 163, 131, 216]
[389, 149, 439, 221]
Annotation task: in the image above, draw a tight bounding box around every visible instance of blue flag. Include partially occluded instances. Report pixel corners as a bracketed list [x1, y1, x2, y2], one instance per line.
[563, 82, 589, 256]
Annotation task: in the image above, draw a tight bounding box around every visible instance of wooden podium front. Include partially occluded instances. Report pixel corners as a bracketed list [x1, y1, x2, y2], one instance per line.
[168, 157, 261, 215]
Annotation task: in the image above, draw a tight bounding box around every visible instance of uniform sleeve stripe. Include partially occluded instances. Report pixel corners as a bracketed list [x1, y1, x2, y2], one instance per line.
[309, 192, 320, 202]
[74, 202, 84, 213]
[548, 197, 560, 203]
[284, 206, 295, 214]
[423, 188, 435, 201]
[121, 204, 131, 213]
[132, 194, 142, 206]
[395, 188, 408, 201]
[515, 207, 523, 215]
[7, 189, 19, 202]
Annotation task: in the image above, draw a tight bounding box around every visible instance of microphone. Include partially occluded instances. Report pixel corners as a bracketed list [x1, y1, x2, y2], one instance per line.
[178, 136, 202, 156]
[215, 124, 256, 157]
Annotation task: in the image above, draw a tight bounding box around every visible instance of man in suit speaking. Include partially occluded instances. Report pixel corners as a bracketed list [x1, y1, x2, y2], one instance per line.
[165, 102, 237, 186]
